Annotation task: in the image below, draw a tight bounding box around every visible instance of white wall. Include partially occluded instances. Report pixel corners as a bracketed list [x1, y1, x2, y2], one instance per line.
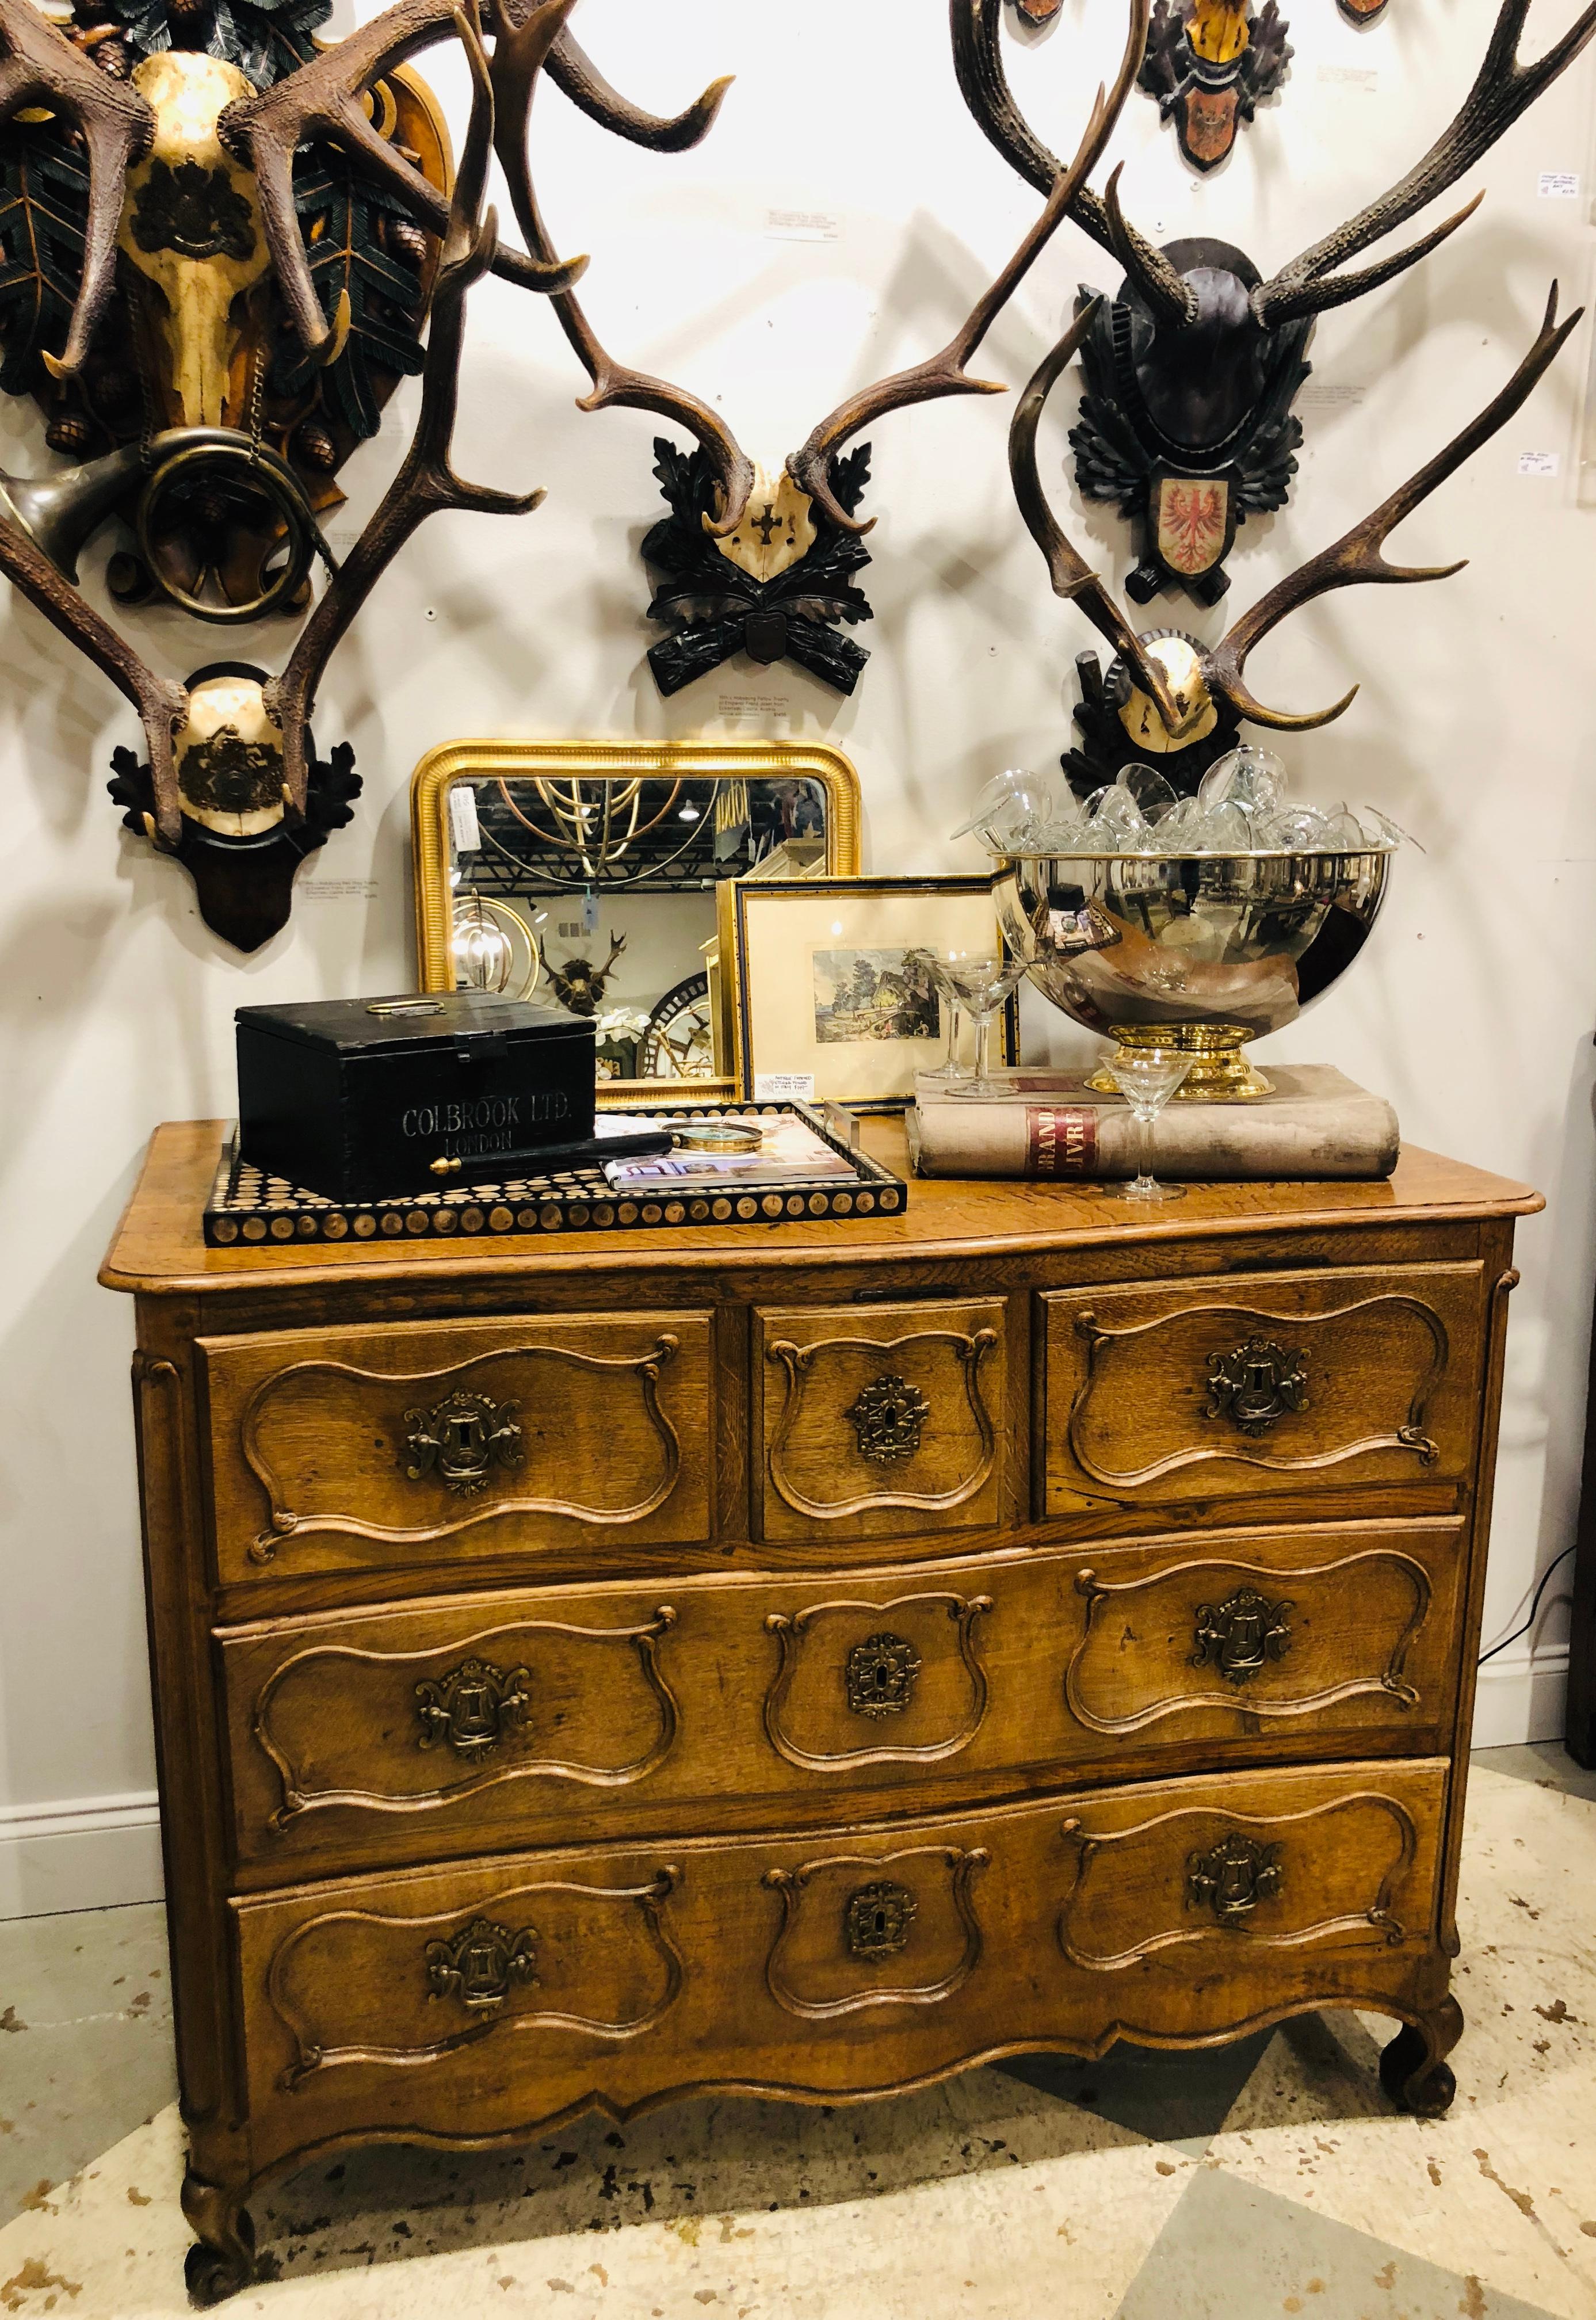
[1, 0, 1591, 1911]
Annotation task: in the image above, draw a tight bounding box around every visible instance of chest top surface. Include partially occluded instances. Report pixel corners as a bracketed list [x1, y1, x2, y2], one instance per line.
[100, 1120, 1542, 1302]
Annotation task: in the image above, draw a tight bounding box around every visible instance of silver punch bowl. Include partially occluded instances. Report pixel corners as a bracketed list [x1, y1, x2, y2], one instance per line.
[992, 847, 1393, 1100]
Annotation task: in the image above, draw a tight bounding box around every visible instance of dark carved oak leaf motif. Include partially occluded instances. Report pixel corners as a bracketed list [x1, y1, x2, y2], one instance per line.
[131, 159, 256, 262]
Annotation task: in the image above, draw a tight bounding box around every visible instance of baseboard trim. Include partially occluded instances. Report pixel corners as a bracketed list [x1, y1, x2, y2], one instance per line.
[0, 1790, 163, 1920]
[1471, 1646, 1571, 1750]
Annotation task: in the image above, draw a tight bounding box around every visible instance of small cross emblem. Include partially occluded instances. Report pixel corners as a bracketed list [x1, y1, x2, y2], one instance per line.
[751, 502, 782, 547]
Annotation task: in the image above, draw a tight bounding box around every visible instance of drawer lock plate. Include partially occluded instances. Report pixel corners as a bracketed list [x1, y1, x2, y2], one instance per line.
[1204, 1337, 1308, 1437]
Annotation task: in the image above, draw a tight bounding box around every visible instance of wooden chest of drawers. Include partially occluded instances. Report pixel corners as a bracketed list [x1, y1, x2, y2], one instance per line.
[101, 1122, 1536, 2304]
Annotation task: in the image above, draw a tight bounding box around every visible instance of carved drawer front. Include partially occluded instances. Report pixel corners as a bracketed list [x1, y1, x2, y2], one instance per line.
[225, 1525, 1461, 1876]
[221, 1591, 682, 1870]
[1056, 1759, 1444, 1982]
[1041, 1264, 1484, 1517]
[200, 1311, 713, 1581]
[1063, 1523, 1463, 1753]
[236, 1760, 1446, 2162]
[754, 1298, 1007, 1541]
[239, 1850, 685, 2124]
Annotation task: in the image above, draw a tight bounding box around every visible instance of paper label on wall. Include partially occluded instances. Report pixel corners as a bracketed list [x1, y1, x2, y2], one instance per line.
[755, 1071, 816, 1101]
[766, 208, 839, 242]
[301, 878, 380, 902]
[718, 692, 791, 724]
[1538, 171, 1579, 197]
[1316, 62, 1377, 91]
[1298, 381, 1367, 411]
[1518, 449, 1560, 476]
[449, 784, 481, 852]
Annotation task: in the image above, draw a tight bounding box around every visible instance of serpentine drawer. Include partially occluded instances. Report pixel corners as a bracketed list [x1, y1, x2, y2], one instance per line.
[198, 1311, 715, 1584]
[232, 1755, 1447, 2170]
[1040, 1263, 1487, 1518]
[752, 1296, 1008, 1543]
[219, 1519, 1464, 1876]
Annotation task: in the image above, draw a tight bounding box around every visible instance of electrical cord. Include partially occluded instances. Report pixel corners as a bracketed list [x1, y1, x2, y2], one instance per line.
[1477, 1543, 1578, 1666]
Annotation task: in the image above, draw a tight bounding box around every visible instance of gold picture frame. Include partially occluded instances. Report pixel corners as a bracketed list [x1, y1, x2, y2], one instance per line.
[411, 739, 862, 1106]
[719, 874, 1017, 1112]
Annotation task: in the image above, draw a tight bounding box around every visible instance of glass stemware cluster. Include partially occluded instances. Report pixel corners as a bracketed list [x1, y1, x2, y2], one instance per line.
[953, 747, 1403, 858]
[907, 944, 1026, 1099]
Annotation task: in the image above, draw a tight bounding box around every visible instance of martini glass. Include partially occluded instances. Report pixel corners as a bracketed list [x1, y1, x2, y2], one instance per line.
[1104, 1047, 1192, 1201]
[941, 949, 1027, 1098]
[905, 949, 968, 1086]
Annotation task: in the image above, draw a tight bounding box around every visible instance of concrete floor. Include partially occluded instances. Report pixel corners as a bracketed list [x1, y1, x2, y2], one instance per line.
[1, 1744, 1593, 2318]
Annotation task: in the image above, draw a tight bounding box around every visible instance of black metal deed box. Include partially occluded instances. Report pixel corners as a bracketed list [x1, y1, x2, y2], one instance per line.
[236, 994, 595, 1203]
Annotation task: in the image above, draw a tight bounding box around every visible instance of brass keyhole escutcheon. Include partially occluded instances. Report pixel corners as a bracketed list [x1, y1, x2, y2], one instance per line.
[844, 1880, 917, 1960]
[1185, 1832, 1284, 1924]
[845, 1631, 922, 1719]
[415, 1656, 531, 1756]
[401, 1389, 524, 1495]
[1190, 1588, 1292, 1686]
[845, 1373, 931, 1464]
[1204, 1337, 1308, 1437]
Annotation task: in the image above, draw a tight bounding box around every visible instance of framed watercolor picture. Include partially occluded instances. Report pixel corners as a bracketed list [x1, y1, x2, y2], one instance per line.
[718, 875, 1018, 1110]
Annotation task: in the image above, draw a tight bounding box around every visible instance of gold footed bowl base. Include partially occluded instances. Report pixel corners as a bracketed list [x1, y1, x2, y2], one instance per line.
[1087, 1025, 1273, 1103]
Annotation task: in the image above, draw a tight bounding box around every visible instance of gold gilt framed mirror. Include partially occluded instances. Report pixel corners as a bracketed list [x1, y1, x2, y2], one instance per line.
[411, 740, 862, 1105]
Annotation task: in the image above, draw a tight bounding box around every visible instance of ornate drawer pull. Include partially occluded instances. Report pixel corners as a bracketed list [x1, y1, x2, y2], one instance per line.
[845, 1630, 922, 1718]
[415, 1657, 531, 1757]
[1204, 1338, 1308, 1436]
[1186, 1832, 1284, 1924]
[402, 1390, 524, 1495]
[1190, 1588, 1293, 1686]
[844, 1880, 917, 1960]
[846, 1373, 931, 1464]
[424, 1916, 538, 2010]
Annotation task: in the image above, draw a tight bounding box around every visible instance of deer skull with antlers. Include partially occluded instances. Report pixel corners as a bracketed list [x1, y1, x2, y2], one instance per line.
[1008, 281, 1581, 797]
[488, 0, 1150, 697]
[956, 0, 1596, 604]
[0, 0, 730, 945]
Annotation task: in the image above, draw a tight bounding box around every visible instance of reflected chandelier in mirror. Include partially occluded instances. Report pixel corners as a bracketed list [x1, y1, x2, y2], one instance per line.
[411, 740, 861, 1105]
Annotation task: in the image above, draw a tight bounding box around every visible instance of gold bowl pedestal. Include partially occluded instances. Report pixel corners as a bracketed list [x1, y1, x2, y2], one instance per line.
[991, 847, 1393, 1101]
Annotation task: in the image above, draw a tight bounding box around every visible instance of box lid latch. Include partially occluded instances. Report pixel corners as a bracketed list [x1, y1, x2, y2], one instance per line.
[453, 1031, 511, 1064]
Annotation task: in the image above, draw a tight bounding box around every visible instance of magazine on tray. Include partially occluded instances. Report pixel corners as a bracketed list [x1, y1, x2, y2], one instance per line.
[602, 1113, 856, 1190]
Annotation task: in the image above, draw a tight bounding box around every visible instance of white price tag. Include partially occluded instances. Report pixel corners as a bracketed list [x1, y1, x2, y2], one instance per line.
[718, 692, 791, 723]
[755, 1072, 816, 1101]
[766, 208, 839, 242]
[1518, 449, 1560, 476]
[300, 878, 379, 902]
[1316, 62, 1378, 92]
[1298, 381, 1367, 411]
[1538, 171, 1580, 198]
[448, 784, 481, 852]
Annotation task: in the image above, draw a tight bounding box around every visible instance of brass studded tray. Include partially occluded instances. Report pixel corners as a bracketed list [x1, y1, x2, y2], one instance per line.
[201, 1101, 907, 1247]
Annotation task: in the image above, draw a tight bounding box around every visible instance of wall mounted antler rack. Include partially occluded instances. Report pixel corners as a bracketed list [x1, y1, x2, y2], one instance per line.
[501, 0, 1149, 699]
[0, 0, 732, 947]
[1008, 281, 1581, 796]
[955, 0, 1596, 604]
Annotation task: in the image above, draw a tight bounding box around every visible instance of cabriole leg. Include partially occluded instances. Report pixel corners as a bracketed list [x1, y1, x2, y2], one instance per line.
[181, 2168, 255, 2307]
[1380, 1994, 1464, 2117]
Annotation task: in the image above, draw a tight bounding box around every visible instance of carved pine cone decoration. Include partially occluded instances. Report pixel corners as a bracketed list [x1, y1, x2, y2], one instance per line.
[293, 422, 338, 472]
[384, 217, 430, 267]
[45, 413, 95, 455]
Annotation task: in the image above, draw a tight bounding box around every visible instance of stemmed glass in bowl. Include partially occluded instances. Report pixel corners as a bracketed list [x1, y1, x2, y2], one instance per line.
[1103, 1047, 1192, 1201]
